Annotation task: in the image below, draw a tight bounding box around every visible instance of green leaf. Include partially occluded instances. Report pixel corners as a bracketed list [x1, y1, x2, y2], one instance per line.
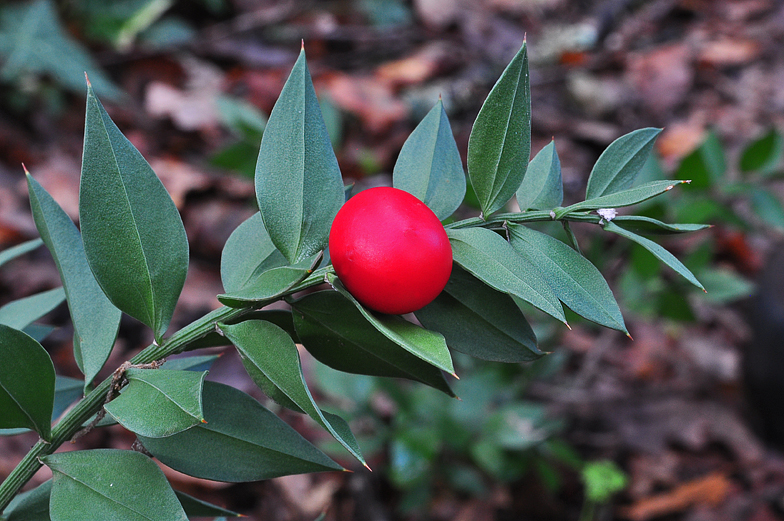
[0, 239, 42, 269]
[516, 140, 563, 211]
[160, 354, 220, 372]
[220, 212, 286, 293]
[217, 253, 320, 308]
[560, 180, 689, 216]
[80, 83, 188, 341]
[27, 172, 121, 387]
[0, 325, 54, 439]
[0, 0, 122, 99]
[328, 274, 455, 375]
[446, 227, 566, 323]
[675, 130, 726, 189]
[0, 376, 82, 437]
[103, 368, 206, 438]
[698, 268, 754, 304]
[611, 216, 711, 235]
[255, 47, 344, 263]
[604, 221, 705, 291]
[508, 224, 627, 334]
[467, 42, 531, 216]
[740, 128, 782, 176]
[581, 460, 628, 503]
[174, 490, 241, 518]
[219, 320, 366, 467]
[585, 128, 662, 199]
[415, 266, 541, 362]
[750, 187, 784, 230]
[44, 449, 188, 521]
[138, 381, 343, 481]
[3, 480, 51, 521]
[0, 287, 64, 330]
[290, 290, 455, 396]
[393, 99, 466, 220]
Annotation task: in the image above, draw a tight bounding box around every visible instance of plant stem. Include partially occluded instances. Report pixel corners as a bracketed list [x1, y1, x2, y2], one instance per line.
[445, 210, 602, 230]
[0, 265, 335, 513]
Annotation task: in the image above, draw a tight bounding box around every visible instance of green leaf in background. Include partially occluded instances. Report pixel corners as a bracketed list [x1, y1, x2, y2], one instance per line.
[0, 324, 54, 440]
[393, 99, 466, 220]
[27, 172, 121, 387]
[161, 354, 220, 372]
[216, 94, 267, 141]
[2, 479, 50, 521]
[80, 82, 189, 341]
[581, 460, 628, 503]
[0, 287, 64, 331]
[219, 320, 367, 467]
[750, 187, 784, 230]
[217, 252, 320, 308]
[415, 266, 542, 362]
[516, 140, 563, 211]
[675, 130, 726, 189]
[220, 212, 287, 293]
[585, 128, 662, 199]
[467, 42, 531, 216]
[560, 180, 689, 216]
[328, 275, 455, 376]
[0, 0, 122, 99]
[508, 224, 628, 334]
[103, 368, 206, 438]
[255, 47, 344, 263]
[44, 449, 188, 521]
[604, 221, 705, 291]
[611, 216, 711, 235]
[446, 227, 566, 324]
[291, 290, 455, 396]
[138, 381, 343, 482]
[0, 239, 42, 269]
[0, 376, 82, 437]
[697, 268, 754, 304]
[174, 490, 241, 518]
[740, 128, 782, 176]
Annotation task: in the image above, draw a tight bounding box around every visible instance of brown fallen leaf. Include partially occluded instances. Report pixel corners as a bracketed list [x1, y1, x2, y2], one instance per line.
[322, 73, 409, 134]
[375, 42, 455, 89]
[618, 472, 733, 521]
[626, 43, 694, 115]
[698, 38, 762, 68]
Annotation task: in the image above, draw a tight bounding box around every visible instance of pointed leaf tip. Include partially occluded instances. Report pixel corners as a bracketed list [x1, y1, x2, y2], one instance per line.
[84, 72, 91, 87]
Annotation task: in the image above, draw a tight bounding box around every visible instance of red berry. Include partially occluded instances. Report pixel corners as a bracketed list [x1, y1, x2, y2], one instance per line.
[329, 187, 453, 314]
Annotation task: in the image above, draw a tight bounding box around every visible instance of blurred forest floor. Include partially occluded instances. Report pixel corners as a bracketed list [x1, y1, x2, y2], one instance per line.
[3, 0, 784, 520]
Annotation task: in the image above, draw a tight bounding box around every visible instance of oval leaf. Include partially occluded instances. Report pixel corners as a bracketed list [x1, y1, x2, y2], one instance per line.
[27, 172, 120, 387]
[446, 227, 566, 324]
[217, 253, 321, 308]
[415, 265, 542, 362]
[138, 381, 342, 482]
[44, 449, 188, 521]
[220, 212, 286, 293]
[604, 221, 705, 291]
[0, 238, 43, 269]
[103, 368, 207, 438]
[0, 324, 55, 440]
[328, 274, 455, 375]
[255, 48, 344, 263]
[516, 140, 563, 211]
[0, 376, 83, 437]
[585, 128, 662, 199]
[508, 224, 627, 333]
[80, 83, 188, 341]
[740, 128, 783, 176]
[393, 99, 466, 220]
[291, 290, 455, 396]
[467, 42, 531, 216]
[0, 287, 64, 330]
[219, 320, 366, 467]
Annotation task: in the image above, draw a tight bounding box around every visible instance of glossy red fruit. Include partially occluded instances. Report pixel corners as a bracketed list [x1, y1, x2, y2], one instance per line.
[329, 187, 453, 314]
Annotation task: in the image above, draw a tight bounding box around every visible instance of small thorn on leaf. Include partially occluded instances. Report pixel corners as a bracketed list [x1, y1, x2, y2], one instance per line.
[301, 39, 305, 51]
[565, 321, 572, 330]
[22, 163, 30, 175]
[84, 72, 91, 87]
[626, 333, 634, 341]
